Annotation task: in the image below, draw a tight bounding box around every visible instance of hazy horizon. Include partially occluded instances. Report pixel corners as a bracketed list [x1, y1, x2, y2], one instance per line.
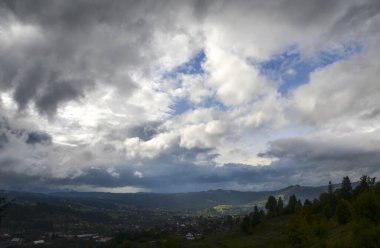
[1, 181, 331, 194]
[0, 0, 380, 193]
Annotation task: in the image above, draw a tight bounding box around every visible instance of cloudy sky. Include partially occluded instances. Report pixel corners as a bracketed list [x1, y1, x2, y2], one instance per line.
[0, 0, 380, 193]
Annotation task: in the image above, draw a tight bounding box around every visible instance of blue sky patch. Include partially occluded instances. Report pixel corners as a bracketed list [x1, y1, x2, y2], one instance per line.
[171, 94, 227, 115]
[175, 49, 206, 75]
[202, 94, 228, 111]
[257, 43, 362, 95]
[163, 50, 206, 80]
[172, 98, 192, 115]
[167, 50, 208, 115]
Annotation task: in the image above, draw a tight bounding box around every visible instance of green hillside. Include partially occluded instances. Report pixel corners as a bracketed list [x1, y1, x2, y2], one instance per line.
[185, 176, 380, 248]
[188, 215, 291, 248]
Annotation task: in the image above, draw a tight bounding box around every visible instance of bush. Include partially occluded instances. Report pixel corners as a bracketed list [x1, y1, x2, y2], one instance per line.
[335, 199, 351, 225]
[287, 216, 312, 248]
[352, 191, 380, 222]
[352, 224, 380, 248]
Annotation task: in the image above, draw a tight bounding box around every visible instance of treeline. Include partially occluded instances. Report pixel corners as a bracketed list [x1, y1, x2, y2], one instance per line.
[1, 201, 113, 233]
[241, 175, 380, 247]
[241, 194, 303, 233]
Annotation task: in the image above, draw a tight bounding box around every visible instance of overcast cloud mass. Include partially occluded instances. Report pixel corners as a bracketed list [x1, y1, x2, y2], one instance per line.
[0, 0, 380, 193]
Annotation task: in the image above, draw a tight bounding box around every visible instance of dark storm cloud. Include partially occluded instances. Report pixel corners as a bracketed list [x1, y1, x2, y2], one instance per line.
[34, 78, 84, 116]
[0, 0, 170, 117]
[0, 142, 290, 192]
[63, 159, 293, 193]
[57, 149, 292, 192]
[0, 116, 52, 146]
[0, 0, 219, 118]
[0, 133, 378, 192]
[0, 169, 41, 189]
[95, 122, 161, 144]
[0, 161, 290, 193]
[260, 138, 375, 163]
[260, 135, 380, 178]
[26, 131, 52, 145]
[0, 133, 8, 149]
[126, 123, 160, 141]
[12, 66, 87, 116]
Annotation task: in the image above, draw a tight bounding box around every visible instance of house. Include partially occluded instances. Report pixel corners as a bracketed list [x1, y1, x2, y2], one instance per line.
[11, 238, 23, 244]
[96, 237, 112, 243]
[185, 233, 195, 240]
[33, 240, 45, 245]
[77, 234, 97, 240]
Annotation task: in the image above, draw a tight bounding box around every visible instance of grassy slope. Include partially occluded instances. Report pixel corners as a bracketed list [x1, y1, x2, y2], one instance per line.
[186, 215, 354, 248]
[187, 215, 291, 248]
[323, 222, 353, 247]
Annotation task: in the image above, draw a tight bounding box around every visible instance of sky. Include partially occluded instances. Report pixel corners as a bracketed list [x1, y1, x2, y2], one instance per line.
[0, 0, 380, 193]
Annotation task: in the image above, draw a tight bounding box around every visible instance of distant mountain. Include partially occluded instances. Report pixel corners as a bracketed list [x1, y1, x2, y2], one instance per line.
[1, 183, 337, 211]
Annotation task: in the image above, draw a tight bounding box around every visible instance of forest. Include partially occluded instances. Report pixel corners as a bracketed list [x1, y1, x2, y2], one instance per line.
[238, 175, 380, 248]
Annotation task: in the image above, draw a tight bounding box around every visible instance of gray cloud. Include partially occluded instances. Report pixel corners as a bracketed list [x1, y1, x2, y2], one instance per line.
[0, 118, 379, 193]
[0, 0, 380, 193]
[0, 155, 291, 193]
[26, 131, 52, 145]
[0, 116, 51, 145]
[0, 133, 7, 149]
[260, 133, 380, 183]
[0, 0, 378, 117]
[0, 0, 171, 116]
[125, 122, 160, 141]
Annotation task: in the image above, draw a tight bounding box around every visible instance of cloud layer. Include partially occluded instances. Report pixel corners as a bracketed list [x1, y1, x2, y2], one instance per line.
[0, 0, 380, 192]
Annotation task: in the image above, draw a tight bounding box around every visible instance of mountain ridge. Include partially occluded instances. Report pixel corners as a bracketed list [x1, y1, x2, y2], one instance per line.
[0, 183, 340, 211]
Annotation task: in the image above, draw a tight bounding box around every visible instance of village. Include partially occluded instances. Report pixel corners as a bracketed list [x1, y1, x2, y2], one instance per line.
[0, 212, 238, 247]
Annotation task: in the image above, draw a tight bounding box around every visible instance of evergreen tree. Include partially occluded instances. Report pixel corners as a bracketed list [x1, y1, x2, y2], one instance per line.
[340, 176, 353, 201]
[241, 216, 251, 233]
[254, 205, 259, 213]
[328, 181, 333, 194]
[354, 175, 376, 197]
[265, 196, 278, 216]
[259, 209, 265, 218]
[250, 205, 261, 227]
[352, 184, 380, 222]
[302, 199, 313, 224]
[277, 197, 284, 215]
[319, 192, 337, 219]
[303, 199, 312, 206]
[287, 195, 297, 213]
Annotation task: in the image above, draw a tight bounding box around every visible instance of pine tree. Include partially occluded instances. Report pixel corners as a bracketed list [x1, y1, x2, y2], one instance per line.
[328, 181, 333, 194]
[277, 197, 284, 215]
[265, 196, 278, 216]
[241, 216, 250, 233]
[341, 176, 353, 201]
[250, 205, 261, 227]
[287, 195, 297, 213]
[0, 197, 8, 227]
[354, 175, 376, 197]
